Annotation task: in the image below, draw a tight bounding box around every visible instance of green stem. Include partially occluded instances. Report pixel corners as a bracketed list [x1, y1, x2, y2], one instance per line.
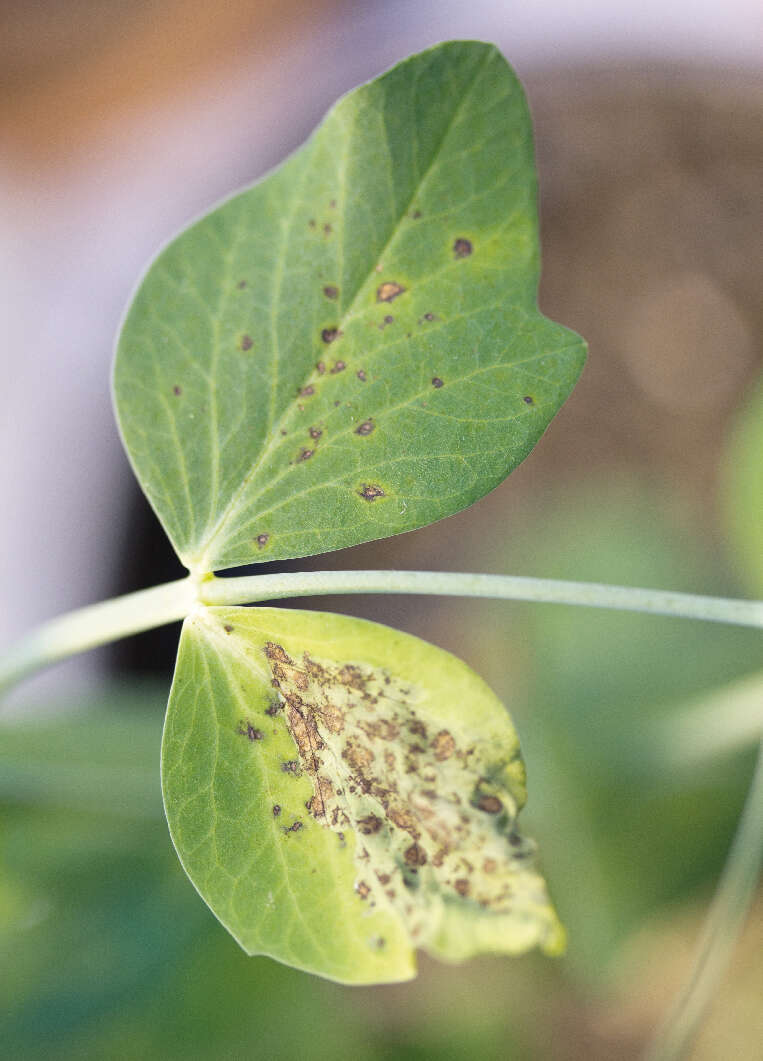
[643, 737, 763, 1061]
[1, 570, 760, 698]
[0, 576, 196, 697]
[200, 569, 763, 628]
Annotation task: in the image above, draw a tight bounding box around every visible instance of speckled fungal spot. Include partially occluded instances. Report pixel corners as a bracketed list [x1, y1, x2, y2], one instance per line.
[240, 334, 253, 351]
[264, 643, 562, 956]
[453, 238, 473, 258]
[255, 533, 270, 549]
[376, 282, 406, 303]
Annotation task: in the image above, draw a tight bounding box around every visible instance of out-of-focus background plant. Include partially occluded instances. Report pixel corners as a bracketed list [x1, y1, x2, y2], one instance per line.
[1, 2, 761, 1057]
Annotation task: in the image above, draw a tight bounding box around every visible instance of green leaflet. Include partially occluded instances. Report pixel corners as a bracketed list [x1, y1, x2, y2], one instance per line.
[162, 606, 564, 984]
[114, 40, 585, 573]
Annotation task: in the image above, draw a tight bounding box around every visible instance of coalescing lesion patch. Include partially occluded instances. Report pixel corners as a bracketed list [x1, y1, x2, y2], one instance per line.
[264, 640, 564, 957]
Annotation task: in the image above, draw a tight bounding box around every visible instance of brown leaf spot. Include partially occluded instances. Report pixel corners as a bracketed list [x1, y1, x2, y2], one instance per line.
[355, 420, 375, 436]
[330, 360, 346, 373]
[321, 327, 340, 343]
[308, 219, 316, 229]
[237, 279, 247, 289]
[297, 448, 314, 462]
[476, 794, 503, 814]
[431, 730, 456, 761]
[172, 385, 182, 396]
[431, 377, 444, 388]
[299, 385, 315, 397]
[356, 369, 367, 381]
[281, 760, 301, 774]
[454, 878, 470, 896]
[266, 643, 292, 664]
[356, 880, 371, 900]
[453, 238, 473, 258]
[412, 209, 422, 219]
[316, 361, 326, 375]
[237, 721, 264, 741]
[323, 223, 332, 236]
[223, 624, 234, 634]
[272, 804, 281, 816]
[422, 313, 435, 322]
[323, 285, 339, 299]
[523, 395, 534, 405]
[309, 426, 322, 440]
[358, 483, 385, 501]
[240, 334, 253, 351]
[357, 815, 383, 836]
[404, 843, 428, 868]
[376, 281, 406, 303]
[256, 533, 270, 549]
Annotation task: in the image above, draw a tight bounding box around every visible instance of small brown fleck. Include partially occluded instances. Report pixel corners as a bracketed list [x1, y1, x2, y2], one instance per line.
[240, 334, 253, 351]
[223, 624, 234, 634]
[321, 327, 340, 343]
[453, 238, 473, 258]
[283, 819, 303, 834]
[404, 843, 428, 868]
[431, 377, 444, 388]
[272, 804, 281, 816]
[281, 760, 300, 774]
[357, 814, 383, 835]
[431, 730, 456, 761]
[357, 369, 367, 381]
[412, 209, 422, 219]
[299, 385, 315, 397]
[508, 832, 523, 847]
[523, 395, 534, 405]
[256, 533, 270, 549]
[265, 700, 281, 716]
[297, 448, 314, 462]
[330, 360, 346, 373]
[316, 361, 326, 374]
[323, 223, 332, 236]
[454, 878, 470, 896]
[355, 880, 371, 900]
[308, 219, 316, 229]
[355, 420, 375, 436]
[237, 279, 247, 289]
[329, 199, 337, 209]
[172, 385, 182, 396]
[423, 312, 435, 322]
[483, 858, 497, 873]
[477, 794, 503, 814]
[309, 426, 322, 440]
[358, 483, 385, 501]
[237, 721, 264, 741]
[376, 872, 391, 885]
[323, 285, 339, 300]
[376, 281, 406, 303]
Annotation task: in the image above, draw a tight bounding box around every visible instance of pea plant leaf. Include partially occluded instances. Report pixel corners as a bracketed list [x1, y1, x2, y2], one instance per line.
[114, 40, 585, 574]
[162, 605, 564, 983]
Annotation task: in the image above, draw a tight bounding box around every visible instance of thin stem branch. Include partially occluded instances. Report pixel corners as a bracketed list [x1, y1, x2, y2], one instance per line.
[0, 576, 196, 698]
[643, 737, 763, 1061]
[1, 569, 760, 699]
[201, 570, 763, 628]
